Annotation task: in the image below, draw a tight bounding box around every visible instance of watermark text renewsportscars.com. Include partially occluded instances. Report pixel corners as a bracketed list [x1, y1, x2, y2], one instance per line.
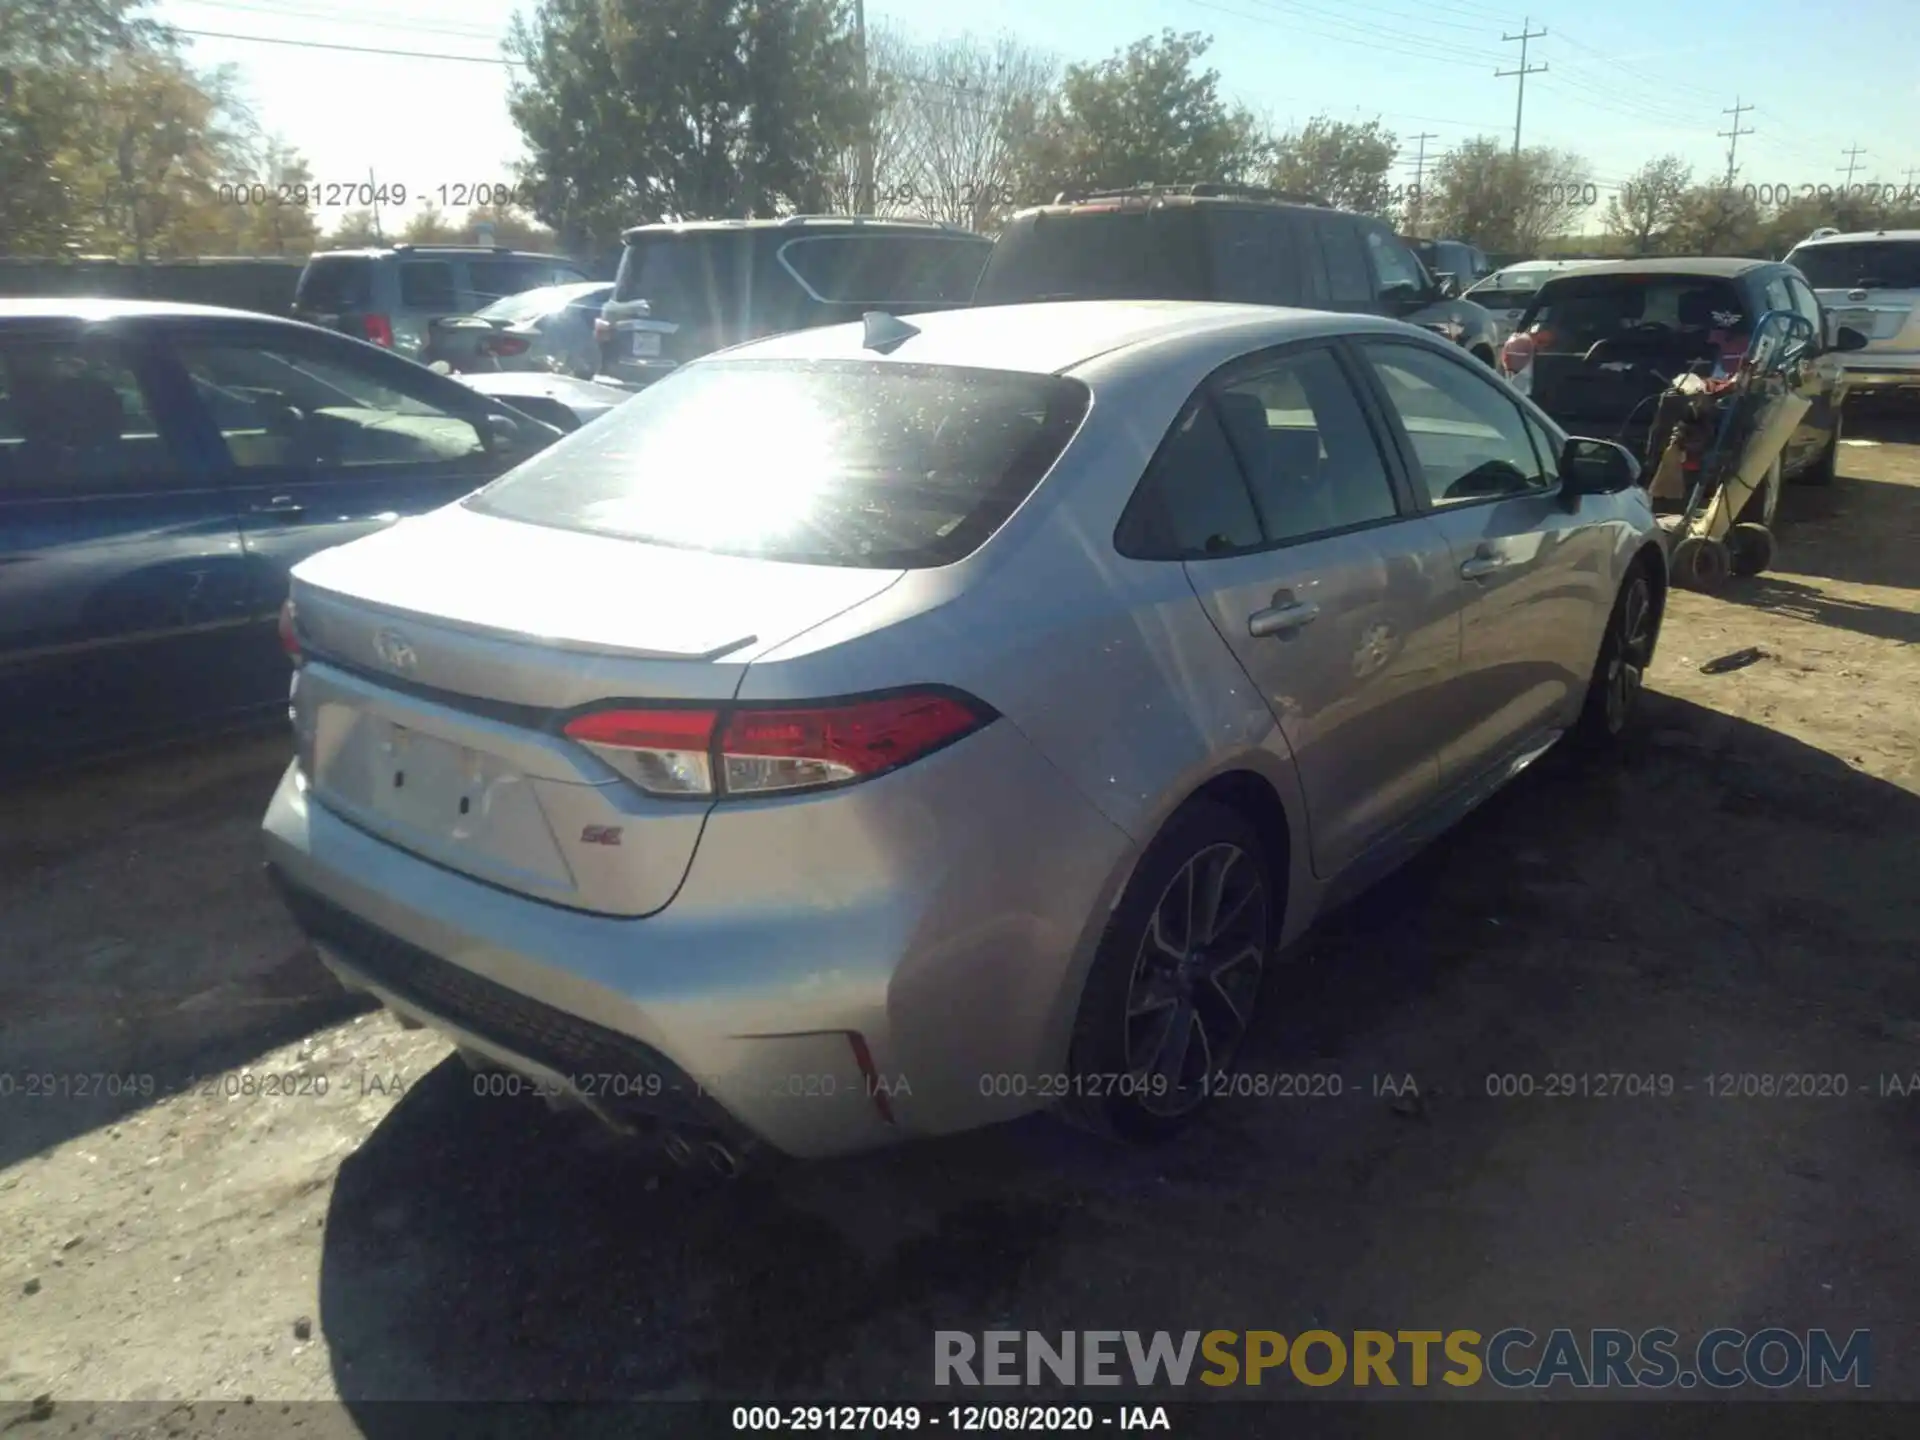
[934, 1328, 1871, 1390]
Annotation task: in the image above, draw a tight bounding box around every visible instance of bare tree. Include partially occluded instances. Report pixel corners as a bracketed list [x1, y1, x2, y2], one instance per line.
[902, 34, 1057, 230]
[821, 22, 924, 215]
[1603, 154, 1691, 255]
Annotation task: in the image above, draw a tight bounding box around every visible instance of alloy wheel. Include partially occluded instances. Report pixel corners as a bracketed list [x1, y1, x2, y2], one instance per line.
[1605, 576, 1654, 733]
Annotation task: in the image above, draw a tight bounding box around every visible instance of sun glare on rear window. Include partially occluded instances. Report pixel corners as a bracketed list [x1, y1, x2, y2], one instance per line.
[464, 359, 1091, 568]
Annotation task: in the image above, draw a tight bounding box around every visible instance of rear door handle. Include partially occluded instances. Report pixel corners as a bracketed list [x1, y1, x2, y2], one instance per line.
[1248, 600, 1321, 638]
[249, 496, 304, 517]
[1459, 554, 1508, 580]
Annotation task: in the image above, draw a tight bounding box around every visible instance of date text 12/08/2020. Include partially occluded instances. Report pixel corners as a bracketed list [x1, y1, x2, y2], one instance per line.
[214, 182, 536, 210]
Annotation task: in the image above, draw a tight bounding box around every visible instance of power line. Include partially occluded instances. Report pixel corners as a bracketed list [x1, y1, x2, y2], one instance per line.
[176, 26, 510, 64]
[1718, 97, 1753, 186]
[177, 0, 501, 43]
[1495, 16, 1547, 155]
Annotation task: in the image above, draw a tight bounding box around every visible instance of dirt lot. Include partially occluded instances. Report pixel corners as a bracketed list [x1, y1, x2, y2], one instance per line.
[3, 408, 1918, 1421]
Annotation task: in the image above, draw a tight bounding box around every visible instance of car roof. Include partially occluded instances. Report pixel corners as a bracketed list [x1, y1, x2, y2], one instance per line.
[1788, 229, 1920, 247]
[0, 297, 306, 324]
[619, 217, 982, 243]
[699, 300, 1416, 377]
[1537, 256, 1773, 279]
[305, 247, 573, 261]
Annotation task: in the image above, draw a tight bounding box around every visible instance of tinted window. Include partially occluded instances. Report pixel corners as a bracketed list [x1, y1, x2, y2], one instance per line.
[973, 210, 1209, 305]
[612, 235, 746, 322]
[468, 359, 1090, 569]
[1212, 347, 1398, 541]
[1366, 227, 1428, 293]
[1316, 216, 1372, 306]
[1763, 274, 1795, 317]
[1784, 241, 1920, 290]
[1204, 209, 1309, 307]
[1361, 340, 1551, 504]
[177, 338, 486, 470]
[398, 261, 458, 310]
[295, 256, 372, 311]
[0, 339, 177, 496]
[477, 283, 611, 324]
[778, 235, 990, 306]
[1115, 397, 1261, 560]
[1526, 275, 1748, 351]
[468, 258, 585, 305]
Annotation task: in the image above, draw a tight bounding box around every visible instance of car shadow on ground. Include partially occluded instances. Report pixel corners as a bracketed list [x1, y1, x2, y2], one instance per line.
[1769, 462, 1919, 598]
[318, 690, 1920, 1415]
[0, 730, 371, 1172]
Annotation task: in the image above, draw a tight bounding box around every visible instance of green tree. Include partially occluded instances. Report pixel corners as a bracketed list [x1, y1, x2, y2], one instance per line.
[214, 137, 319, 255]
[323, 209, 384, 247]
[1602, 154, 1691, 255]
[506, 0, 865, 253]
[400, 204, 460, 244]
[1269, 116, 1397, 217]
[1005, 30, 1271, 204]
[1667, 184, 1762, 255]
[1424, 137, 1594, 254]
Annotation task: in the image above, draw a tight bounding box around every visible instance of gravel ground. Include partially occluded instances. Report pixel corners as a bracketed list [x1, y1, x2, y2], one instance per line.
[3, 406, 1917, 1424]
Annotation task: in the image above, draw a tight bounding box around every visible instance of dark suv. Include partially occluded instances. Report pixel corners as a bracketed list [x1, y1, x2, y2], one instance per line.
[970, 186, 1502, 364]
[293, 245, 591, 364]
[597, 217, 994, 387]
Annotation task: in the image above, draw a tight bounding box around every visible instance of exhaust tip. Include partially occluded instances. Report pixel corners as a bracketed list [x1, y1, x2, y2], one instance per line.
[661, 1131, 696, 1168]
[703, 1140, 745, 1179]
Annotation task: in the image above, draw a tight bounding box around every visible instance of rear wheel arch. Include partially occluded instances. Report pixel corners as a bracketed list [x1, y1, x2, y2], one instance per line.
[1186, 768, 1294, 932]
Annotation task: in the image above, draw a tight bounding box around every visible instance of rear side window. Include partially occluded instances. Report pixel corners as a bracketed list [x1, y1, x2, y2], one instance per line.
[1784, 241, 1920, 290]
[973, 210, 1209, 305]
[0, 338, 178, 496]
[1316, 216, 1372, 306]
[1204, 209, 1312, 307]
[398, 261, 458, 310]
[1114, 398, 1262, 559]
[777, 235, 989, 306]
[295, 257, 372, 311]
[467, 359, 1090, 568]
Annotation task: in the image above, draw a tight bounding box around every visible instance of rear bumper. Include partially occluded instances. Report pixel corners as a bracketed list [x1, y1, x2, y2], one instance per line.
[260, 721, 1135, 1159]
[1839, 356, 1920, 390]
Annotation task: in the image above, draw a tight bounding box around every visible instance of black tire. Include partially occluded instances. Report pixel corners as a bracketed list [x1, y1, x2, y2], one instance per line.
[1727, 522, 1775, 577]
[1797, 414, 1840, 486]
[1670, 535, 1731, 592]
[1574, 562, 1658, 748]
[1059, 800, 1274, 1143]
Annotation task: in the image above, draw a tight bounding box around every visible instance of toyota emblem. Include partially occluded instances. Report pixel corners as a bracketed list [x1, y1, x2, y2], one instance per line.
[373, 629, 418, 673]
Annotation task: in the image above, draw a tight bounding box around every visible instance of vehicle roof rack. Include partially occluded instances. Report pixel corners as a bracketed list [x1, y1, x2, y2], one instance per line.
[777, 213, 974, 233]
[390, 243, 518, 253]
[1050, 182, 1331, 209]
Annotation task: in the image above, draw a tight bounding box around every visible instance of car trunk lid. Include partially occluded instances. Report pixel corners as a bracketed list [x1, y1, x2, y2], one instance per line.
[288, 503, 904, 915]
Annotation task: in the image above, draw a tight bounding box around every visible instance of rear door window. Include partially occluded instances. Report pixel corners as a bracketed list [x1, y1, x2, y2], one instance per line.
[777, 235, 990, 306]
[398, 261, 458, 310]
[1784, 241, 1920, 290]
[0, 337, 183, 496]
[467, 359, 1091, 568]
[294, 257, 372, 312]
[973, 210, 1209, 305]
[1316, 216, 1373, 307]
[1204, 209, 1310, 307]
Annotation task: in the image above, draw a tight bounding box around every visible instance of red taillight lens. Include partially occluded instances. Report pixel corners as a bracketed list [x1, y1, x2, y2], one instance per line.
[483, 333, 532, 356]
[278, 597, 302, 663]
[562, 691, 991, 799]
[362, 313, 394, 347]
[593, 317, 613, 343]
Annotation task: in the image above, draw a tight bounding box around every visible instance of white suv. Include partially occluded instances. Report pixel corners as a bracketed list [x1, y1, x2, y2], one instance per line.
[1785, 229, 1920, 394]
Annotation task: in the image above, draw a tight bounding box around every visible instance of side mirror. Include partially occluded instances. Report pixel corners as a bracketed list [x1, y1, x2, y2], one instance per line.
[1834, 325, 1869, 353]
[1561, 436, 1640, 503]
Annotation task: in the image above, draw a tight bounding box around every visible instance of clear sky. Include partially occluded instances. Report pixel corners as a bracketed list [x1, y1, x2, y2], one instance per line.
[159, 0, 1920, 229]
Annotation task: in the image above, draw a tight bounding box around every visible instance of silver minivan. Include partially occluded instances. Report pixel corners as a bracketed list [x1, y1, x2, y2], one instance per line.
[1785, 230, 1920, 394]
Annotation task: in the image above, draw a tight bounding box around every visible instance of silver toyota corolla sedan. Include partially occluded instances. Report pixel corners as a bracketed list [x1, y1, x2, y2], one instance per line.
[262, 300, 1665, 1169]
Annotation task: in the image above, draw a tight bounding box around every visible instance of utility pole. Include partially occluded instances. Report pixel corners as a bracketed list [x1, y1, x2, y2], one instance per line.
[1408, 132, 1437, 233]
[369, 167, 384, 244]
[1838, 144, 1867, 188]
[1496, 18, 1547, 157]
[1718, 98, 1753, 188]
[854, 0, 875, 214]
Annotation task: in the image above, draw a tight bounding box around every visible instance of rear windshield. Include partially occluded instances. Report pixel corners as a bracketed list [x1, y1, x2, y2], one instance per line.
[1467, 269, 1560, 308]
[466, 359, 1091, 568]
[1524, 275, 1749, 350]
[295, 256, 372, 311]
[778, 235, 990, 306]
[1785, 241, 1920, 290]
[973, 210, 1208, 306]
[468, 258, 586, 306]
[613, 234, 740, 313]
[478, 283, 611, 323]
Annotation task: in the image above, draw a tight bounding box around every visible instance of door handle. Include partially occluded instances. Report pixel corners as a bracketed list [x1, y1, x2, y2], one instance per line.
[249, 496, 304, 516]
[1459, 553, 1508, 580]
[1248, 599, 1321, 638]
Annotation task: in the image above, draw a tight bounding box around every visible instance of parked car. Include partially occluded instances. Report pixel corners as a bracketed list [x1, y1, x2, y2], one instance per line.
[262, 299, 1664, 1167]
[1783, 229, 1920, 397]
[0, 299, 562, 773]
[1406, 238, 1494, 292]
[425, 281, 614, 379]
[1465, 259, 1593, 345]
[971, 185, 1504, 365]
[451, 370, 633, 431]
[1499, 258, 1867, 511]
[292, 245, 592, 364]
[595, 217, 993, 387]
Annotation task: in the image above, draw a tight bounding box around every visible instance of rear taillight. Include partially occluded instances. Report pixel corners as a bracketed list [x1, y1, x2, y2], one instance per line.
[278, 597, 302, 665]
[562, 690, 992, 799]
[482, 333, 532, 357]
[362, 313, 394, 347]
[593, 317, 613, 343]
